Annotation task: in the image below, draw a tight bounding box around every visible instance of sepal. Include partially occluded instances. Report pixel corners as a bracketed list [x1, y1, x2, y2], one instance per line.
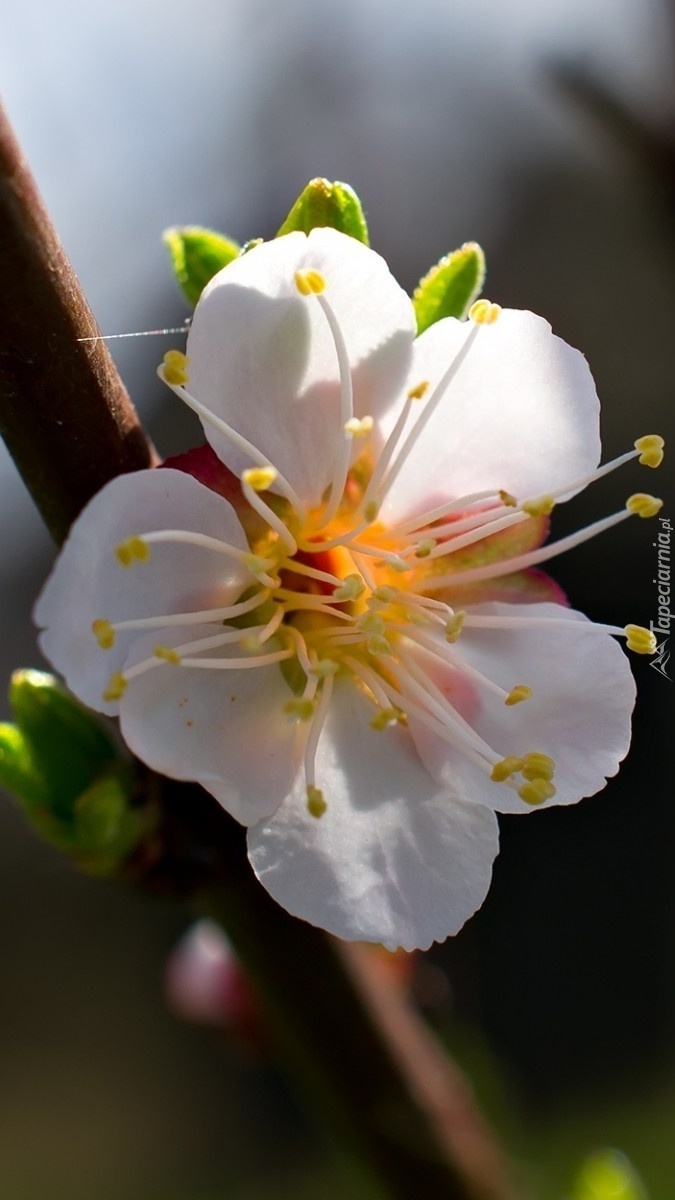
[277, 178, 369, 243]
[163, 226, 240, 306]
[413, 242, 485, 333]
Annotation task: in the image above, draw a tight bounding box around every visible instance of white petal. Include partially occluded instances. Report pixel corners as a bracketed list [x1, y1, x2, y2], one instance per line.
[34, 469, 251, 715]
[247, 682, 499, 951]
[381, 310, 601, 524]
[186, 228, 415, 507]
[406, 602, 636, 815]
[120, 625, 301, 824]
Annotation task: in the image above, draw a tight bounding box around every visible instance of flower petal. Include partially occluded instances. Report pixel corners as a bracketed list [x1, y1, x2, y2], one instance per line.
[382, 310, 600, 524]
[247, 682, 499, 951]
[186, 228, 415, 507]
[119, 625, 301, 824]
[406, 602, 636, 815]
[34, 469, 251, 715]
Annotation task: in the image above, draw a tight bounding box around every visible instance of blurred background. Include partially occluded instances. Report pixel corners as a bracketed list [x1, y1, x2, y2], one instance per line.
[1, 1, 675, 1196]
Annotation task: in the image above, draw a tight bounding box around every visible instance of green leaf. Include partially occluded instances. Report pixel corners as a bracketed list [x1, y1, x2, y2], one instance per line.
[277, 178, 369, 244]
[413, 242, 486, 334]
[163, 226, 240, 306]
[572, 1149, 648, 1200]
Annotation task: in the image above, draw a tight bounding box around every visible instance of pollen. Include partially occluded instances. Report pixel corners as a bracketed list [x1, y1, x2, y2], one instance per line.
[626, 493, 663, 518]
[505, 684, 533, 706]
[371, 585, 397, 606]
[306, 784, 327, 817]
[295, 269, 326, 295]
[312, 658, 340, 678]
[499, 490, 517, 507]
[344, 415, 374, 438]
[521, 752, 555, 781]
[407, 380, 430, 400]
[283, 697, 317, 722]
[624, 624, 657, 654]
[519, 778, 556, 805]
[522, 495, 555, 517]
[333, 573, 366, 601]
[367, 634, 393, 656]
[115, 536, 150, 567]
[469, 299, 502, 325]
[154, 645, 182, 664]
[162, 349, 190, 386]
[370, 707, 404, 731]
[414, 538, 437, 558]
[102, 672, 127, 702]
[92, 619, 115, 649]
[242, 466, 278, 492]
[491, 756, 524, 782]
[445, 611, 466, 643]
[635, 434, 665, 468]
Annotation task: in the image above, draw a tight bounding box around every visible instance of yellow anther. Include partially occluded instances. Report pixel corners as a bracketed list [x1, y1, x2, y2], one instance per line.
[115, 536, 150, 567]
[469, 299, 502, 325]
[626, 492, 663, 518]
[505, 684, 533, 706]
[387, 556, 410, 573]
[358, 612, 386, 636]
[154, 645, 182, 664]
[624, 624, 657, 654]
[445, 611, 466, 643]
[635, 434, 664, 468]
[92, 619, 115, 650]
[522, 494, 555, 517]
[306, 785, 327, 818]
[333, 573, 366, 601]
[414, 538, 437, 558]
[294, 269, 326, 295]
[521, 752, 556, 781]
[364, 498, 380, 523]
[162, 349, 190, 386]
[283, 697, 317, 722]
[312, 658, 340, 678]
[370, 707, 403, 731]
[240, 633, 263, 653]
[519, 778, 556, 806]
[407, 380, 430, 400]
[367, 634, 393, 656]
[242, 466, 278, 492]
[499, 490, 517, 507]
[102, 672, 127, 702]
[491, 756, 524, 783]
[344, 415, 374, 438]
[372, 585, 397, 605]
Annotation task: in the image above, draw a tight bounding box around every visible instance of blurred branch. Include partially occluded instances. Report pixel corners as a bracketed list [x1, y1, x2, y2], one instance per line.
[0, 103, 157, 545]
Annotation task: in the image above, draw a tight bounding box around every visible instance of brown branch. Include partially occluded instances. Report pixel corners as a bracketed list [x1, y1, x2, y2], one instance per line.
[0, 103, 157, 545]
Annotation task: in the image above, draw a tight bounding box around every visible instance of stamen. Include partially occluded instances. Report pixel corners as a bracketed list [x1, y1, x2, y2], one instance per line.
[391, 491, 507, 539]
[359, 386, 425, 517]
[505, 684, 533, 706]
[241, 476, 298, 554]
[306, 785, 327, 818]
[422, 501, 661, 591]
[469, 299, 501, 325]
[127, 529, 277, 586]
[521, 495, 555, 517]
[283, 697, 318, 722]
[294, 270, 326, 295]
[303, 673, 334, 807]
[491, 757, 524, 782]
[635, 434, 665, 468]
[624, 624, 657, 654]
[102, 672, 127, 702]
[177, 649, 294, 670]
[626, 493, 663, 518]
[104, 589, 270, 635]
[376, 321, 483, 505]
[286, 560, 343, 587]
[344, 415, 374, 438]
[154, 645, 182, 664]
[333, 573, 366, 601]
[157, 366, 306, 517]
[115, 537, 150, 567]
[391, 623, 511, 701]
[92, 619, 115, 649]
[311, 287, 356, 527]
[521, 752, 555, 780]
[445, 612, 466, 643]
[519, 778, 556, 806]
[162, 350, 190, 386]
[242, 466, 278, 492]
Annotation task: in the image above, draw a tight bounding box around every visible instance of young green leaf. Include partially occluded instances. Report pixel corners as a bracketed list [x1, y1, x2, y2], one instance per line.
[413, 242, 486, 334]
[163, 226, 240, 307]
[277, 178, 369, 244]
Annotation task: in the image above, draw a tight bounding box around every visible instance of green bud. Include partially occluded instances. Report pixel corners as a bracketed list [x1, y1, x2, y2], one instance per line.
[163, 225, 240, 306]
[413, 242, 486, 334]
[277, 178, 369, 244]
[2, 670, 153, 876]
[571, 1149, 648, 1200]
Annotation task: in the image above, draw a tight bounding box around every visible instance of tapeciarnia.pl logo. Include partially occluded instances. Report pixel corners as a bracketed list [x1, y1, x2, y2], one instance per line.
[650, 516, 672, 680]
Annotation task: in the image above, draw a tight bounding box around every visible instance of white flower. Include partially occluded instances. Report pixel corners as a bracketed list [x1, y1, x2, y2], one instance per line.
[35, 229, 664, 951]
